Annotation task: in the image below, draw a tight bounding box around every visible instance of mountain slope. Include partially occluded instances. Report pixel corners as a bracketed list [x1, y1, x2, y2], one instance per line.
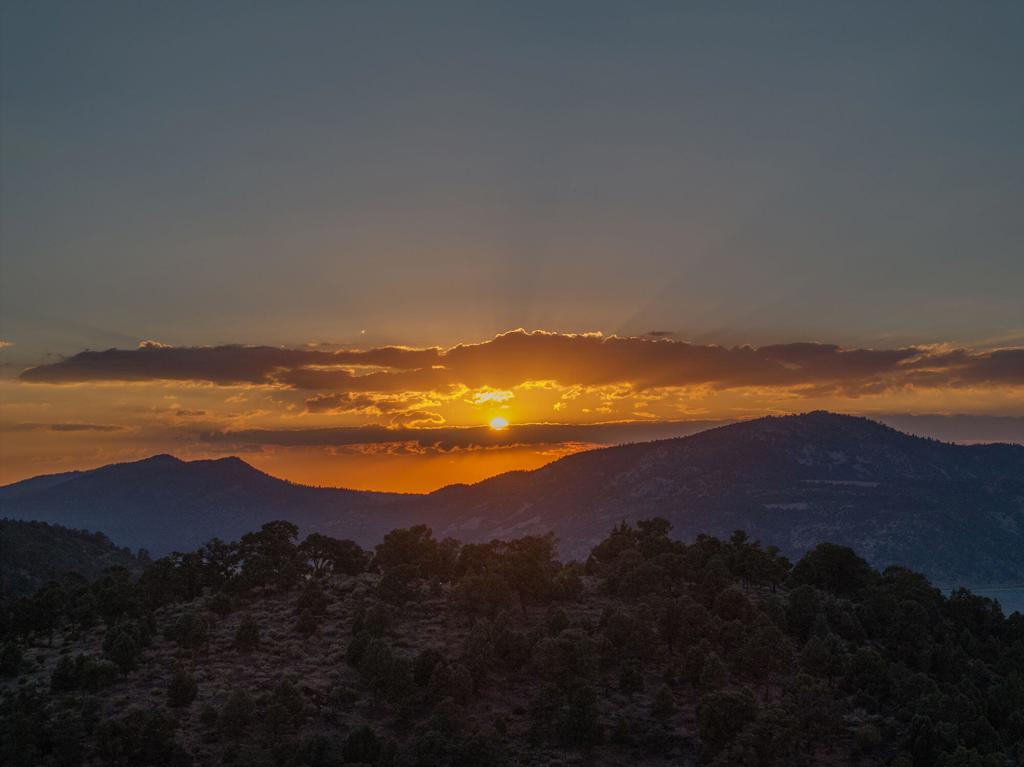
[0, 455, 403, 556]
[0, 470, 82, 501]
[0, 519, 143, 596]
[390, 412, 1024, 584]
[2, 413, 1022, 583]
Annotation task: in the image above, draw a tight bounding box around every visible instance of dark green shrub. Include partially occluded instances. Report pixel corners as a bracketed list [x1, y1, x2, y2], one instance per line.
[205, 592, 234, 617]
[167, 668, 198, 708]
[102, 620, 145, 675]
[234, 616, 260, 652]
[343, 726, 381, 764]
[94, 708, 191, 767]
[220, 689, 255, 739]
[294, 608, 320, 637]
[167, 611, 210, 654]
[261, 679, 306, 743]
[697, 689, 758, 763]
[0, 641, 22, 676]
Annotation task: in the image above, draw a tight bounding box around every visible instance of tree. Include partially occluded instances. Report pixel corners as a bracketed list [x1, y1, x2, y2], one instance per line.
[295, 581, 329, 616]
[698, 558, 732, 606]
[698, 653, 728, 692]
[220, 689, 255, 739]
[261, 679, 306, 744]
[94, 709, 192, 767]
[377, 563, 419, 605]
[552, 566, 584, 601]
[343, 726, 381, 764]
[657, 597, 686, 653]
[167, 668, 198, 708]
[238, 521, 302, 591]
[546, 607, 571, 636]
[50, 653, 118, 693]
[739, 621, 794, 696]
[713, 587, 755, 623]
[50, 655, 81, 692]
[91, 567, 142, 626]
[553, 685, 603, 748]
[800, 633, 848, 687]
[501, 533, 558, 616]
[586, 521, 637, 572]
[0, 641, 21, 677]
[299, 533, 337, 577]
[199, 537, 237, 588]
[792, 543, 876, 599]
[167, 610, 210, 654]
[294, 608, 320, 638]
[619, 660, 644, 695]
[651, 684, 677, 722]
[297, 533, 369, 579]
[534, 629, 597, 693]
[429, 662, 474, 704]
[27, 580, 64, 645]
[697, 689, 758, 764]
[786, 584, 824, 641]
[103, 619, 146, 675]
[234, 615, 260, 652]
[451, 571, 513, 622]
[331, 538, 369, 576]
[372, 525, 439, 576]
[352, 601, 392, 637]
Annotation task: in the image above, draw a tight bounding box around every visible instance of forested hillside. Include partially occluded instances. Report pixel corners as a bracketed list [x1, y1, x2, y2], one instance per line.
[1, 520, 1022, 766]
[0, 519, 144, 597]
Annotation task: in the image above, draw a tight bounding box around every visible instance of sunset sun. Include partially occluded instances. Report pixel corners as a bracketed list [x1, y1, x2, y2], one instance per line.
[489, 416, 509, 430]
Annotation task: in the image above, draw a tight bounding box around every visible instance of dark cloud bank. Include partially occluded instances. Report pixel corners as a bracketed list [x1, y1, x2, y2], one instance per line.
[19, 330, 1024, 397]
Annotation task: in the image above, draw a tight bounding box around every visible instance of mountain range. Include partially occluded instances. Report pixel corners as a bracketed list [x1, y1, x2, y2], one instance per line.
[3, 412, 1023, 584]
[0, 454, 404, 556]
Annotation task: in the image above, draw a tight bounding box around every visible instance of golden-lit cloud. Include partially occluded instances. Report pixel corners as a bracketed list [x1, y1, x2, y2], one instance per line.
[18, 330, 1024, 396]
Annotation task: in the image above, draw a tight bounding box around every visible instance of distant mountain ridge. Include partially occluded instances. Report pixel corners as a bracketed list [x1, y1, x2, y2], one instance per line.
[2, 412, 1023, 584]
[0, 454, 404, 556]
[398, 413, 1024, 583]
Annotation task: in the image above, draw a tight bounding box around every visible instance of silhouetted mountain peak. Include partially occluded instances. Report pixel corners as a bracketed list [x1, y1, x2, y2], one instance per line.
[137, 453, 184, 465]
[0, 453, 403, 556]
[718, 411, 904, 443]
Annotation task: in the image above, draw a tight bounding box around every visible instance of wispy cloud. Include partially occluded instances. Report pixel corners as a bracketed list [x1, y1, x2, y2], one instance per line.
[199, 419, 730, 451]
[8, 422, 125, 432]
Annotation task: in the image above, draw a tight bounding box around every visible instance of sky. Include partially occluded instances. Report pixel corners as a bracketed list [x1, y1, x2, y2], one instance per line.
[1, 2, 1022, 490]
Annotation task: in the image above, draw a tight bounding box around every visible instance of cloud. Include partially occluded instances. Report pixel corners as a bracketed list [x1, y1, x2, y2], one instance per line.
[198, 419, 730, 451]
[19, 344, 332, 385]
[17, 330, 1024, 399]
[388, 410, 447, 428]
[303, 391, 439, 415]
[8, 422, 125, 432]
[469, 390, 514, 404]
